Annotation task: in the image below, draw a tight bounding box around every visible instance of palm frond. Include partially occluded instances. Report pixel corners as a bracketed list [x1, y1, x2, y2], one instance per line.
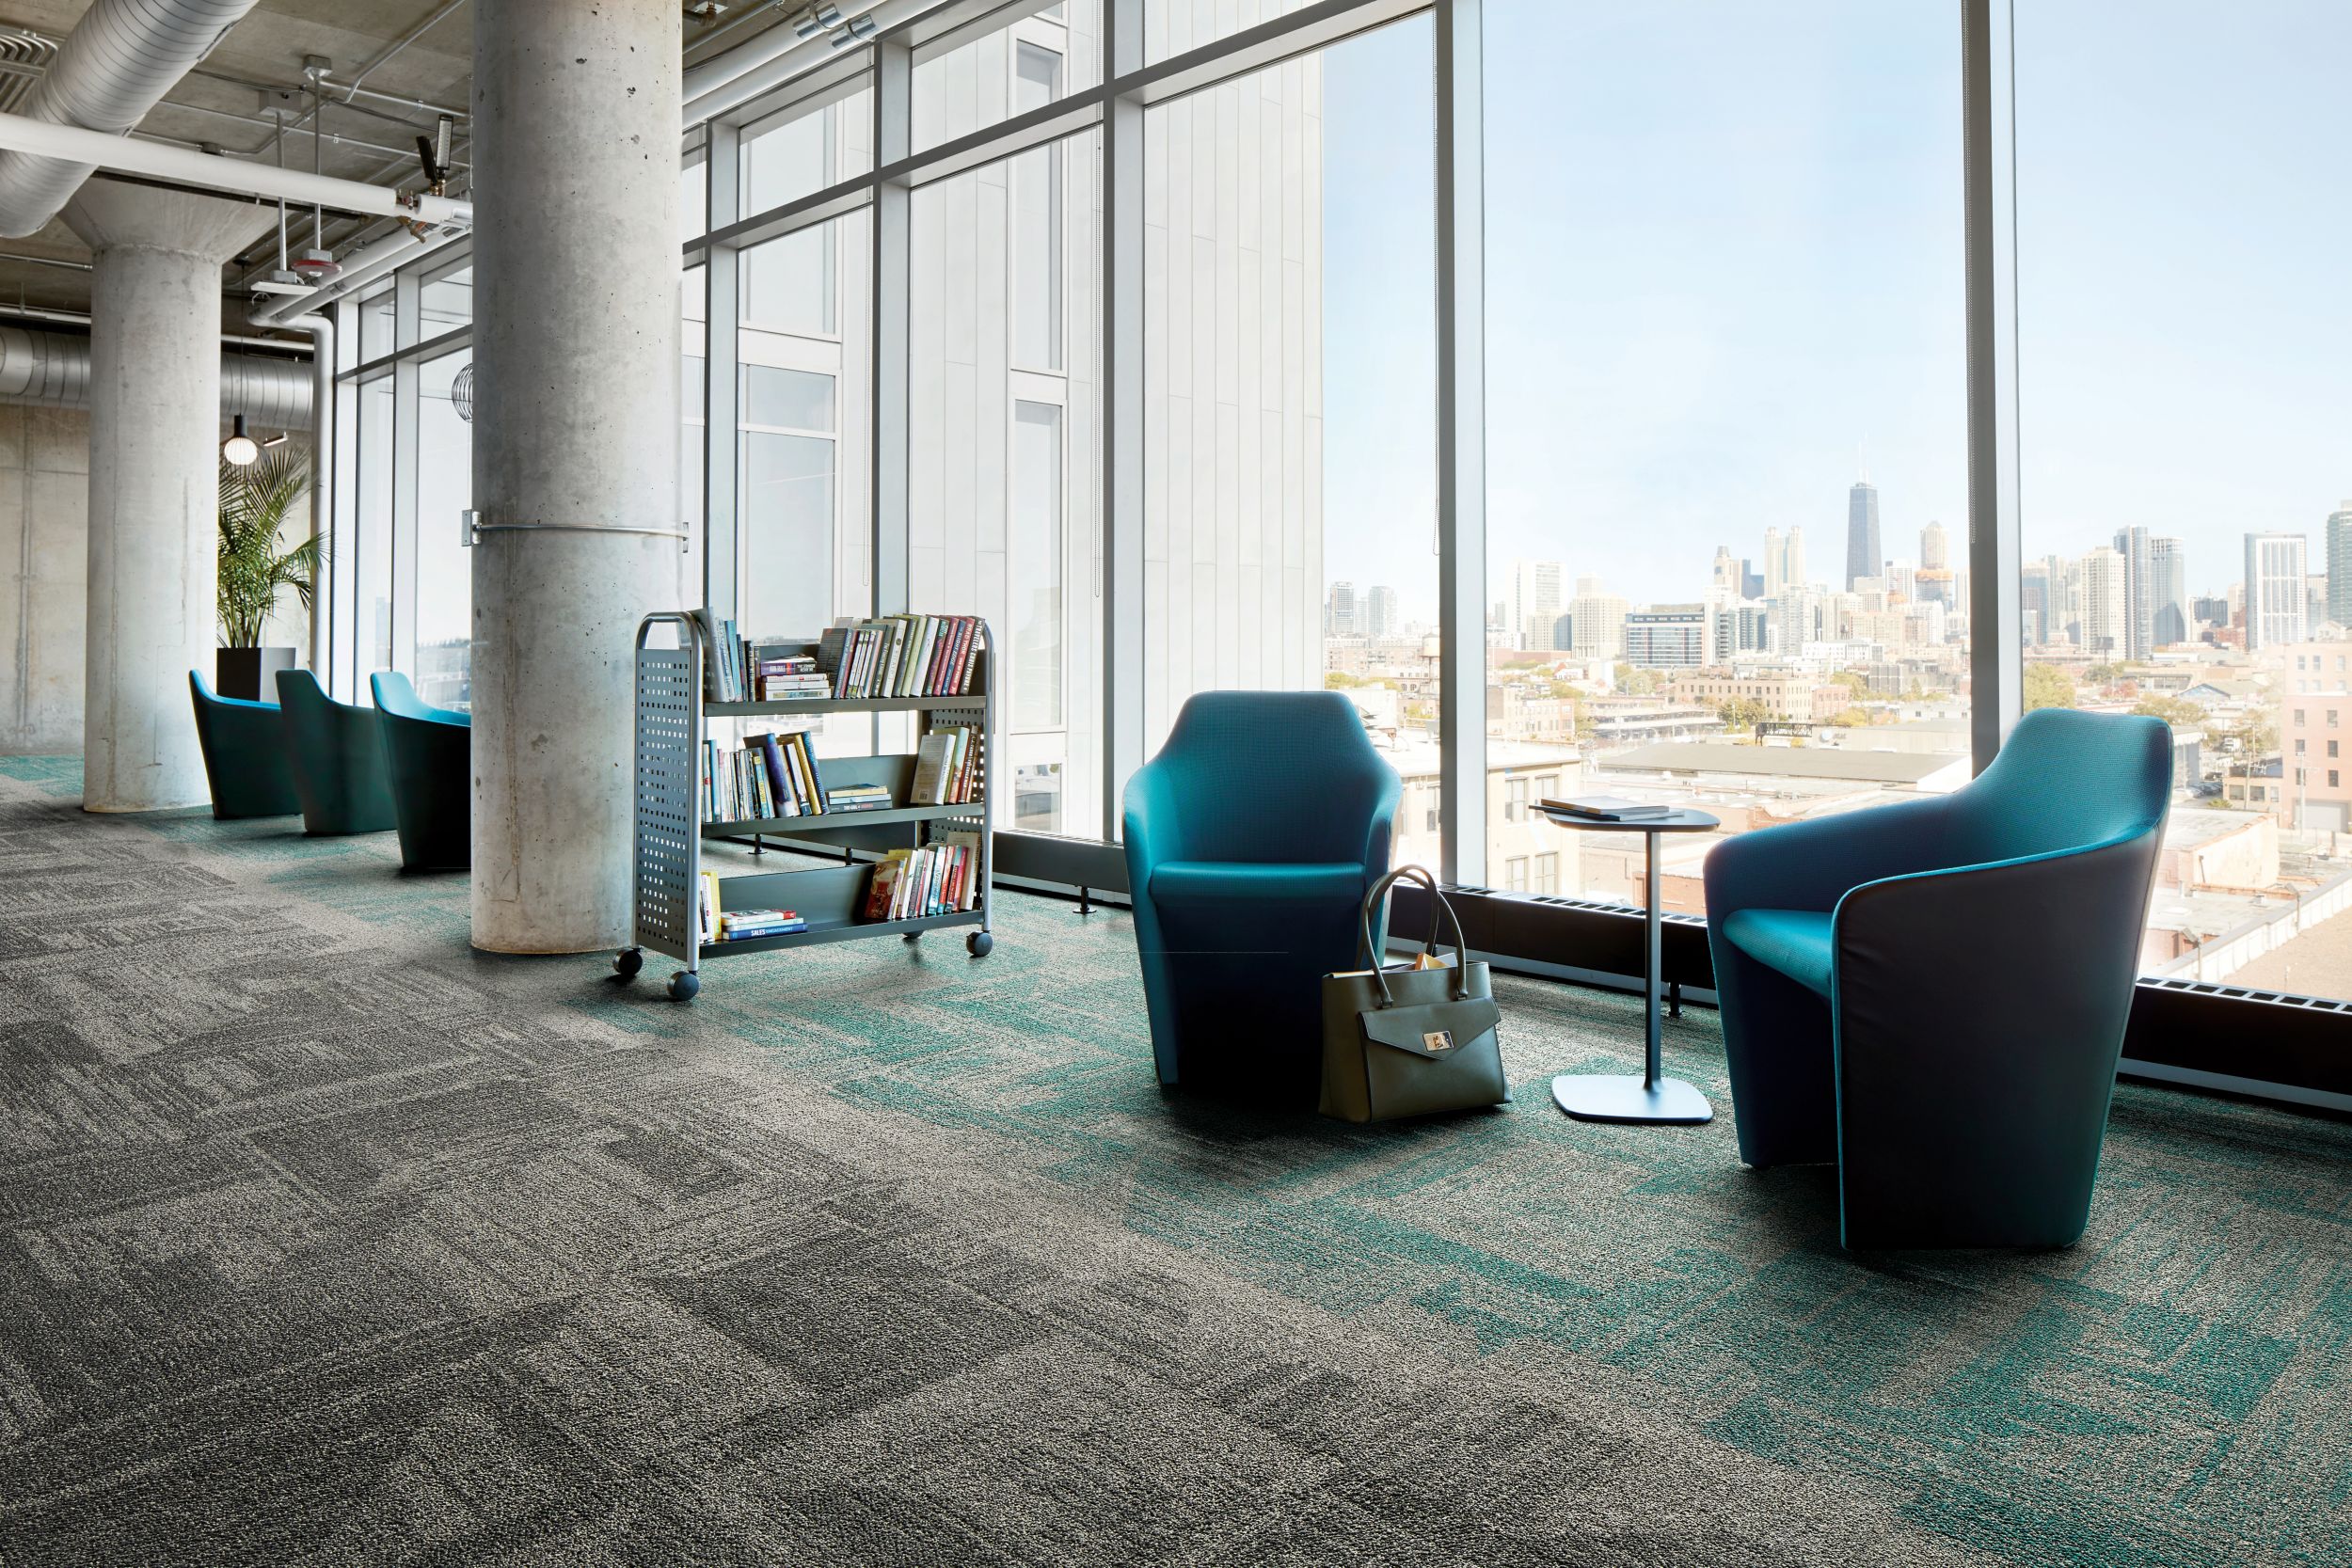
[218, 447, 323, 648]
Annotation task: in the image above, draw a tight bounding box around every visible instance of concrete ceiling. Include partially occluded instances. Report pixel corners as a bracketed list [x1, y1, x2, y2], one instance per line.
[0, 1, 773, 335]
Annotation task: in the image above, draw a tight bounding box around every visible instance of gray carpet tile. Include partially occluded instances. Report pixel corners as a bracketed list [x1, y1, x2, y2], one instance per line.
[0, 767, 2346, 1566]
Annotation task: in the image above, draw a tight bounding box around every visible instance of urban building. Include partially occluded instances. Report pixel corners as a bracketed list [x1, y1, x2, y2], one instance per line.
[2245, 531, 2310, 651]
[2329, 501, 2352, 627]
[1364, 584, 1401, 641]
[1624, 604, 1710, 668]
[1567, 580, 1630, 663]
[2151, 536, 2190, 646]
[1506, 559, 1565, 652]
[2081, 545, 2130, 658]
[1845, 475, 1882, 590]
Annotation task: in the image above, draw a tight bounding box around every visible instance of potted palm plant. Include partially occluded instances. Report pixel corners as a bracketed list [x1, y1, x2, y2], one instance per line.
[217, 447, 323, 701]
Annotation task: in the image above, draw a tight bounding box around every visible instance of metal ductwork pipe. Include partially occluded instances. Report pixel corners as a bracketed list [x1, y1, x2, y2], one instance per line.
[0, 0, 263, 238]
[0, 322, 311, 427]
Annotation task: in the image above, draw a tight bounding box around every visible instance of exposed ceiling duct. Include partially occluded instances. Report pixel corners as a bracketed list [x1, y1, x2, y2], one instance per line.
[0, 323, 311, 428]
[0, 0, 264, 239]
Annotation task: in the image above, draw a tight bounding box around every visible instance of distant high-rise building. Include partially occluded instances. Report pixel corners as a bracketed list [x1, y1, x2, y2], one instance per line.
[2020, 561, 2054, 646]
[2151, 537, 2189, 647]
[1845, 476, 1882, 591]
[2081, 546, 2129, 657]
[1919, 520, 1949, 572]
[1625, 605, 1710, 669]
[2244, 532, 2310, 651]
[1326, 580, 1358, 638]
[1762, 526, 1806, 599]
[2328, 501, 2352, 627]
[1568, 583, 1629, 664]
[2114, 525, 2154, 659]
[1506, 560, 1565, 653]
[1711, 545, 1740, 594]
[1740, 562, 1763, 599]
[1364, 584, 1400, 641]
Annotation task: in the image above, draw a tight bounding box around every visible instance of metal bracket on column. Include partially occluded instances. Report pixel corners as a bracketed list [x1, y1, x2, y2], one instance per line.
[461, 509, 691, 551]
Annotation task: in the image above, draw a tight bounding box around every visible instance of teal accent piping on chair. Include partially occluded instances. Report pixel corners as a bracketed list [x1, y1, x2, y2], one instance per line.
[1704, 707, 2172, 1249]
[370, 671, 471, 873]
[1121, 690, 1401, 1097]
[187, 671, 301, 820]
[274, 668, 397, 837]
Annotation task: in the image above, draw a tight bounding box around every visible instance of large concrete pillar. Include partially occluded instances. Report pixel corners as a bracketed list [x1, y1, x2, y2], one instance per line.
[471, 0, 683, 952]
[63, 186, 269, 812]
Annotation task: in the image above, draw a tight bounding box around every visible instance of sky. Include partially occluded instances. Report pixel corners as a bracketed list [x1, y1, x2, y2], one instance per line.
[1314, 0, 2352, 625]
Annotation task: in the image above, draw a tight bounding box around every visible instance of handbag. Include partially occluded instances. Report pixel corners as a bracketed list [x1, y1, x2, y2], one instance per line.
[1318, 865, 1508, 1124]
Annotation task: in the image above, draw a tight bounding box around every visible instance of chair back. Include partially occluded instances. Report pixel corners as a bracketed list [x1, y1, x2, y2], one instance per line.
[1149, 690, 1397, 863]
[1947, 707, 2171, 867]
[370, 670, 469, 727]
[190, 669, 277, 715]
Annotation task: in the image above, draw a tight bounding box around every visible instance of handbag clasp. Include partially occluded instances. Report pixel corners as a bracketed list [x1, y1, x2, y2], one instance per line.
[1422, 1030, 1456, 1053]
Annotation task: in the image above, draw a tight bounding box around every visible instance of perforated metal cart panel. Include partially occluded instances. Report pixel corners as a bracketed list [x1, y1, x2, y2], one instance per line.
[633, 642, 699, 961]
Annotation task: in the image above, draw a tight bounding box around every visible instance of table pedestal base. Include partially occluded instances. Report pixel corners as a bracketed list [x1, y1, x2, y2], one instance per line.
[1550, 1072, 1712, 1126]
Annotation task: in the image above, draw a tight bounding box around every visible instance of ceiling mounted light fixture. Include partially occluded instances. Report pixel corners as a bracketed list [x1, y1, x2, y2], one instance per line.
[222, 415, 260, 467]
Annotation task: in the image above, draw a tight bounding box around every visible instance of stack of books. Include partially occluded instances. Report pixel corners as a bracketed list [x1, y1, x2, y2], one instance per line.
[701, 731, 833, 820]
[718, 908, 806, 942]
[864, 832, 982, 921]
[816, 614, 984, 700]
[909, 722, 983, 805]
[1540, 796, 1677, 823]
[754, 653, 828, 703]
[825, 783, 894, 813]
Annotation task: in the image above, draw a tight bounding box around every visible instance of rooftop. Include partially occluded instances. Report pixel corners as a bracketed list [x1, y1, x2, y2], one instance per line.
[1599, 741, 1967, 785]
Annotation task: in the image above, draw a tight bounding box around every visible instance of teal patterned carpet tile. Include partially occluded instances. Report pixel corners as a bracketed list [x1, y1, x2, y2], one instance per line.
[2, 765, 2349, 1567]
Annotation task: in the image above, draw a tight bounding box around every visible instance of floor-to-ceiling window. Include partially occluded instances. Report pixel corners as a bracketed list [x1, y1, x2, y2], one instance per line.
[2005, 1, 2352, 1002]
[1483, 0, 1969, 916]
[413, 348, 472, 709]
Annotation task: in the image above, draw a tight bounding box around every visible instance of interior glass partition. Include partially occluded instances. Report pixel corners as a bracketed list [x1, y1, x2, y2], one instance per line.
[414, 348, 473, 709]
[2007, 1, 2352, 1003]
[1483, 0, 1969, 917]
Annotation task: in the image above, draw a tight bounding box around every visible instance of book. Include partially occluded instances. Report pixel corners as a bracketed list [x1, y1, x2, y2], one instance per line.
[697, 869, 723, 944]
[1542, 796, 1675, 822]
[911, 732, 955, 804]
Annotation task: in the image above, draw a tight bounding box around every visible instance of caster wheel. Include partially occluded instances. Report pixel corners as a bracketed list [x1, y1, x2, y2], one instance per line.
[613, 948, 644, 979]
[903, 931, 921, 943]
[666, 970, 700, 1003]
[967, 931, 993, 958]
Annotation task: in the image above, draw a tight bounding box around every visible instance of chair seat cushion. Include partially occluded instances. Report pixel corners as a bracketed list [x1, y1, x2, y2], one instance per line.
[1722, 907, 1836, 997]
[1151, 860, 1368, 908]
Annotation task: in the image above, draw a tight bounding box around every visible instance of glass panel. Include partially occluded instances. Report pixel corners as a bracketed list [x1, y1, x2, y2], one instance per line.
[1145, 0, 1311, 66]
[681, 150, 707, 242]
[1484, 0, 1967, 913]
[914, 1, 1096, 153]
[741, 431, 835, 640]
[1011, 402, 1064, 730]
[419, 263, 471, 338]
[356, 376, 394, 680]
[742, 228, 835, 337]
[358, 280, 394, 364]
[2010, 2, 2352, 1000]
[742, 100, 833, 213]
[744, 364, 834, 432]
[682, 264, 707, 603]
[414, 350, 473, 710]
[912, 133, 1103, 838]
[1141, 20, 1436, 867]
[1009, 45, 1063, 372]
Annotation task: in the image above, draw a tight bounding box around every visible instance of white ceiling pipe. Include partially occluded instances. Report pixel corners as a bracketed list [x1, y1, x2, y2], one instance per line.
[246, 223, 465, 328]
[684, 0, 940, 128]
[0, 0, 262, 237]
[0, 108, 472, 228]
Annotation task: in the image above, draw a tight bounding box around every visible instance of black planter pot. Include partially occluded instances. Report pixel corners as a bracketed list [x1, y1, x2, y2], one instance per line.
[216, 646, 298, 703]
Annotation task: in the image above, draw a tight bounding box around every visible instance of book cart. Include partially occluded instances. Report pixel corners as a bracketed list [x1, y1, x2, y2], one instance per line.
[616, 610, 994, 1001]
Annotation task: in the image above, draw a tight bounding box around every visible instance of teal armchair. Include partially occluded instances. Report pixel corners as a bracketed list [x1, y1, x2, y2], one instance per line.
[187, 671, 300, 819]
[1703, 708, 2172, 1249]
[371, 671, 470, 872]
[1122, 691, 1401, 1094]
[274, 669, 396, 836]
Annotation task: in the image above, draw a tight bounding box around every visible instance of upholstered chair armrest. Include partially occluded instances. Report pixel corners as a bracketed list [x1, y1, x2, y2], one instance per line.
[1829, 831, 2161, 1247]
[1704, 795, 1959, 919]
[1120, 760, 1194, 889]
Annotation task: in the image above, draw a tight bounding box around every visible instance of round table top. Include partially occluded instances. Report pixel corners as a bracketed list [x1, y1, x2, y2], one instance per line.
[1536, 805, 1720, 833]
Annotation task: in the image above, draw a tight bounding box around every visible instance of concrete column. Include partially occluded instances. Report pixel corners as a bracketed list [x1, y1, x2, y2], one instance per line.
[471, 0, 683, 952]
[63, 186, 269, 812]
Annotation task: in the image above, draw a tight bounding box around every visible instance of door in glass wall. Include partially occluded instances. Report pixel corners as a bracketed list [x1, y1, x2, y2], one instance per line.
[911, 128, 1102, 839]
[1139, 17, 1438, 870]
[2008, 2, 2352, 1000]
[413, 349, 473, 710]
[355, 374, 394, 683]
[1484, 0, 1968, 915]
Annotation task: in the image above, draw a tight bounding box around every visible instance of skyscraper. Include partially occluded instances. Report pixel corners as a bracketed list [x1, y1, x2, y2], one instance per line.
[1326, 581, 1358, 638]
[2244, 532, 2309, 651]
[1845, 476, 1881, 591]
[1762, 526, 1806, 600]
[2081, 546, 2130, 658]
[2327, 501, 2352, 627]
[1919, 520, 1949, 572]
[2151, 537, 2189, 647]
[1364, 584, 1400, 641]
[2114, 525, 2153, 660]
[1506, 560, 1565, 653]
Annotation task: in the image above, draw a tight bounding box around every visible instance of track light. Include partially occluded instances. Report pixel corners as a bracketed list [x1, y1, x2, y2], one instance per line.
[222, 415, 259, 467]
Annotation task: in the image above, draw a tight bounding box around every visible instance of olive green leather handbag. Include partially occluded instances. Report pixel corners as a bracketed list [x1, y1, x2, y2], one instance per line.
[1319, 866, 1508, 1124]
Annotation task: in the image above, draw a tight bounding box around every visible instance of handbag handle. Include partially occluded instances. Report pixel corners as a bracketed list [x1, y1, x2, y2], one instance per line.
[1356, 864, 1471, 1006]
